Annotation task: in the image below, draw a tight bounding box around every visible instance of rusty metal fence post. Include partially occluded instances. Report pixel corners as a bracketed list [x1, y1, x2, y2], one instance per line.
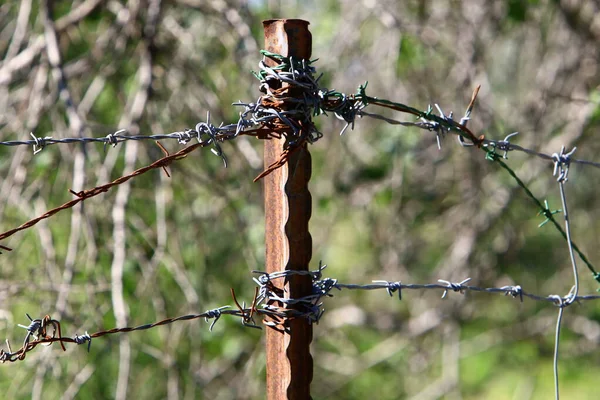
[262, 19, 313, 400]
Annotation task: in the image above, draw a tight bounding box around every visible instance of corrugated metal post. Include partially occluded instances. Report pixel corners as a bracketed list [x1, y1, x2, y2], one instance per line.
[263, 19, 313, 400]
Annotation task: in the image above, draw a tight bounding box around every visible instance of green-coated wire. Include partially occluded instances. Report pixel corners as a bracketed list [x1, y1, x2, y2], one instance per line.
[489, 153, 599, 283]
[351, 79, 600, 286]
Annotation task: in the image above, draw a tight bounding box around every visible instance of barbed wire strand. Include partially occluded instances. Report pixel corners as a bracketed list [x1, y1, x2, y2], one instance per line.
[342, 85, 600, 170]
[0, 124, 299, 250]
[3, 268, 600, 364]
[5, 79, 598, 169]
[1, 55, 598, 174]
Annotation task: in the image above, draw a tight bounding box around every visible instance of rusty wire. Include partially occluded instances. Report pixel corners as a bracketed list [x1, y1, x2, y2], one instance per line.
[0, 286, 265, 363]
[0, 141, 202, 250]
[0, 308, 242, 363]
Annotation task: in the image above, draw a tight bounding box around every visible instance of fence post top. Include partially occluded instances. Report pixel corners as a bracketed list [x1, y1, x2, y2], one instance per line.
[263, 19, 312, 60]
[262, 19, 310, 26]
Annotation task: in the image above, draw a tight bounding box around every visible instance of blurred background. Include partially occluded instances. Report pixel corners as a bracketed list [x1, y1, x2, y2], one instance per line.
[1, 0, 600, 398]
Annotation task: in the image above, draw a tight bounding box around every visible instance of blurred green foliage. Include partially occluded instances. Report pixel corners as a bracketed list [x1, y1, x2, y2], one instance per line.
[1, 0, 600, 399]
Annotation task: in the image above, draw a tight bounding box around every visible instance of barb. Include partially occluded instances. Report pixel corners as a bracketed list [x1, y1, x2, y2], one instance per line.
[489, 156, 598, 281]
[552, 146, 576, 184]
[230, 287, 261, 329]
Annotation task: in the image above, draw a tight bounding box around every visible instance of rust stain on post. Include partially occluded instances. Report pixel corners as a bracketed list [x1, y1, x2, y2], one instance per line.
[263, 19, 313, 400]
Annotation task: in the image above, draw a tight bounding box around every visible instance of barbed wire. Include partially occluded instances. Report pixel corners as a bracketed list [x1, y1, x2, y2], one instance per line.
[1, 51, 598, 287]
[3, 264, 599, 364]
[4, 51, 599, 173]
[0, 51, 597, 175]
[0, 52, 322, 250]
[1, 50, 597, 400]
[254, 262, 600, 313]
[323, 84, 600, 169]
[0, 307, 252, 363]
